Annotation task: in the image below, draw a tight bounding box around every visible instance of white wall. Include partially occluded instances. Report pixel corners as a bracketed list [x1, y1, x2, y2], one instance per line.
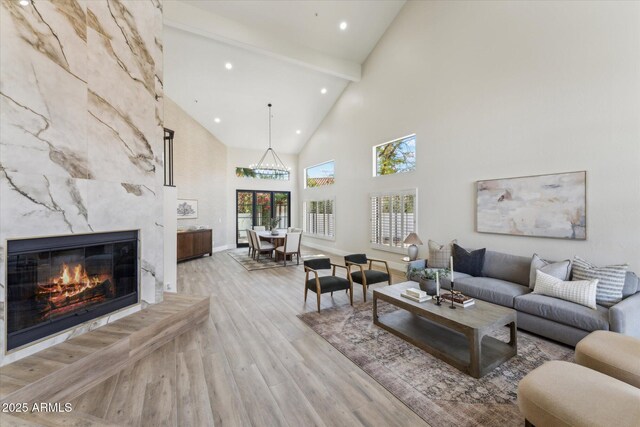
[298, 1, 640, 271]
[227, 147, 298, 246]
[163, 185, 177, 292]
[165, 97, 228, 249]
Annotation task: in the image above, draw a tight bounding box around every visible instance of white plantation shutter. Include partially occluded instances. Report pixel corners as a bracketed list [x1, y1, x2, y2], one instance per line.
[327, 200, 335, 237]
[303, 199, 335, 239]
[371, 196, 380, 246]
[317, 201, 325, 235]
[370, 190, 417, 252]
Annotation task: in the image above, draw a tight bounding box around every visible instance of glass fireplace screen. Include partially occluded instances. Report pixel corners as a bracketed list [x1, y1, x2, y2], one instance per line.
[6, 231, 139, 351]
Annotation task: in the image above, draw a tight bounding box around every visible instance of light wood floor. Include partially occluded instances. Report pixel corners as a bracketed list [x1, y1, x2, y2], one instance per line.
[70, 247, 430, 427]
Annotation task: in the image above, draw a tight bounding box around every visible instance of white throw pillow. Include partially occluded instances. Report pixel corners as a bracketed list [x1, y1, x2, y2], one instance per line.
[533, 270, 598, 309]
[528, 254, 572, 289]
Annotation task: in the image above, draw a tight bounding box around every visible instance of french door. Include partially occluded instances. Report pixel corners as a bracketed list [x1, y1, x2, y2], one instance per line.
[236, 190, 291, 247]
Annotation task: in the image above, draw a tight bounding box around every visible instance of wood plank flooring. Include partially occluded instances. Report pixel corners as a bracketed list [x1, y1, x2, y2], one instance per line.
[63, 247, 431, 426]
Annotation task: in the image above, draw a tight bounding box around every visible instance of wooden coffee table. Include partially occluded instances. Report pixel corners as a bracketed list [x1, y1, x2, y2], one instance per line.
[373, 281, 517, 378]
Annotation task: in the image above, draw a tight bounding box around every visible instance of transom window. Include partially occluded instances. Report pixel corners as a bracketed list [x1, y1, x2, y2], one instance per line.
[236, 167, 289, 180]
[373, 134, 416, 176]
[303, 199, 335, 240]
[304, 160, 335, 188]
[370, 190, 416, 253]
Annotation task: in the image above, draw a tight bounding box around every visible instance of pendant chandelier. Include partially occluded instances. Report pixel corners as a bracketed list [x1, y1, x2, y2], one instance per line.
[249, 103, 290, 177]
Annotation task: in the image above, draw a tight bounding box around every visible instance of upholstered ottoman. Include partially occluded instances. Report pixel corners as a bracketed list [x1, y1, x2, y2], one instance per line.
[575, 330, 640, 388]
[518, 361, 640, 427]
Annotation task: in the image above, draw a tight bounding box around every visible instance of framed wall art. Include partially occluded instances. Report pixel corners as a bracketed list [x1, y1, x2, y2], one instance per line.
[476, 171, 586, 239]
[177, 199, 198, 219]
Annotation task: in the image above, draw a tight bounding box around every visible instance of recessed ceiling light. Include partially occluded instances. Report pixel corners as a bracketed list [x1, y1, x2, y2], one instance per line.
[320, 88, 327, 95]
[296, 130, 301, 135]
[19, 0, 29, 5]
[339, 21, 348, 31]
[214, 117, 221, 123]
[225, 62, 233, 70]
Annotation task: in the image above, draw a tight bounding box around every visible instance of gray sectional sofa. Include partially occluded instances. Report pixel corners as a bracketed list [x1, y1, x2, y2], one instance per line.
[408, 250, 640, 346]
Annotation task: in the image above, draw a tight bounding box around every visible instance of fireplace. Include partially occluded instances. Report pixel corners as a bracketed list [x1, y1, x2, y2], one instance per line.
[6, 231, 139, 351]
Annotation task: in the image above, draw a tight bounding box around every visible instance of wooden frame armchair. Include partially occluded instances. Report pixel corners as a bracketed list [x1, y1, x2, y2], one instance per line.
[344, 254, 392, 302]
[304, 258, 353, 312]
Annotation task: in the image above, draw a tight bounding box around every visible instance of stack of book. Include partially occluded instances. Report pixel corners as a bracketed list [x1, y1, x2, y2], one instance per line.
[441, 292, 475, 307]
[401, 288, 431, 303]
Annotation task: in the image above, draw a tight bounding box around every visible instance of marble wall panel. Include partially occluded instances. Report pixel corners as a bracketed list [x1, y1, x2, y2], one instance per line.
[0, 0, 89, 180]
[86, 0, 161, 186]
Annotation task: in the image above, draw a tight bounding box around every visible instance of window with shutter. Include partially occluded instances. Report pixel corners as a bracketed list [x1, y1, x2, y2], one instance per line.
[370, 189, 417, 253]
[303, 199, 336, 240]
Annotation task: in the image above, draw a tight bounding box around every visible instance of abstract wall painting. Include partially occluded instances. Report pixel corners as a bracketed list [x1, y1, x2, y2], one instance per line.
[476, 171, 586, 240]
[177, 199, 198, 219]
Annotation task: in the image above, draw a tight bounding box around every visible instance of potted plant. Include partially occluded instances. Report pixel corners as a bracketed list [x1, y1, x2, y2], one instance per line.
[410, 268, 450, 295]
[268, 217, 281, 235]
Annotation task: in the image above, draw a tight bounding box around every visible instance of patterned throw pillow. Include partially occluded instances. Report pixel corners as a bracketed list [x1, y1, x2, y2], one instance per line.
[452, 244, 486, 277]
[528, 254, 572, 289]
[534, 270, 598, 309]
[428, 239, 457, 268]
[571, 257, 628, 308]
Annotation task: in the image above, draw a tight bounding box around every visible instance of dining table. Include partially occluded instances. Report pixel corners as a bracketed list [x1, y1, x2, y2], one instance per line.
[257, 230, 288, 260]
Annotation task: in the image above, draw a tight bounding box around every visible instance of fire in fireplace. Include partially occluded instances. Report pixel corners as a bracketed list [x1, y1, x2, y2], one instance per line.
[6, 231, 139, 351]
[37, 262, 115, 318]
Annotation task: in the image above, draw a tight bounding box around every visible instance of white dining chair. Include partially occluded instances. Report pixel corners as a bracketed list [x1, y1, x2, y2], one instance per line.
[275, 232, 302, 266]
[254, 231, 275, 261]
[248, 230, 260, 259]
[246, 228, 255, 257]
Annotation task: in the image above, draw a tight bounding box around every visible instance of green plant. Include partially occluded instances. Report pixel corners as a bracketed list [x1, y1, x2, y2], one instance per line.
[410, 268, 450, 281]
[268, 217, 281, 230]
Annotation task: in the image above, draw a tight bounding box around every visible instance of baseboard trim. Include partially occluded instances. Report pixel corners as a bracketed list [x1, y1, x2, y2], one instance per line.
[213, 244, 231, 253]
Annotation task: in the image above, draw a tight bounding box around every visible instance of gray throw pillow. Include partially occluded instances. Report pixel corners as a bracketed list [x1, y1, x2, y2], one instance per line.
[529, 254, 571, 289]
[452, 244, 485, 277]
[572, 256, 628, 308]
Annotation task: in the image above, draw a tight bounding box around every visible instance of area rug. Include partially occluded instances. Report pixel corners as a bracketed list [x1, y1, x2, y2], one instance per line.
[298, 301, 574, 427]
[227, 249, 285, 271]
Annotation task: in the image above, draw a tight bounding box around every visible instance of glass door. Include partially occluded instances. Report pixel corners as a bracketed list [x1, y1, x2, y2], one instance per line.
[236, 191, 254, 245]
[255, 192, 272, 229]
[274, 192, 289, 230]
[236, 190, 291, 247]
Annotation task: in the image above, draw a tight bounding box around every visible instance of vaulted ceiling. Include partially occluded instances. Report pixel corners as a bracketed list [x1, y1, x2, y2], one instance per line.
[163, 0, 405, 154]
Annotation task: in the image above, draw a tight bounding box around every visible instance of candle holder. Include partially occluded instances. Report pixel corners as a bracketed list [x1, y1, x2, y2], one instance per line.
[434, 295, 442, 306]
[449, 281, 456, 309]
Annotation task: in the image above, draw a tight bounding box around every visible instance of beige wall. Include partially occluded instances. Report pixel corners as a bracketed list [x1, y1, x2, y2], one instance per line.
[298, 1, 640, 271]
[165, 97, 228, 249]
[165, 99, 299, 250]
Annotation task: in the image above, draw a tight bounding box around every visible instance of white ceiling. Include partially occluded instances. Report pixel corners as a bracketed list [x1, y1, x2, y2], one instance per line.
[163, 1, 405, 154]
[183, 0, 406, 63]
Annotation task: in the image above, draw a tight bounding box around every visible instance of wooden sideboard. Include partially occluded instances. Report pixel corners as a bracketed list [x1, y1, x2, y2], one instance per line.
[177, 229, 213, 262]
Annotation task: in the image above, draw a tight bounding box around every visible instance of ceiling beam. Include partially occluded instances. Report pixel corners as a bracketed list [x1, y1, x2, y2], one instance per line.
[163, 2, 362, 82]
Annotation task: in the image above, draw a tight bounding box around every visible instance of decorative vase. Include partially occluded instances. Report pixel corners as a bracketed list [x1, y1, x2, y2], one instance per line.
[419, 279, 437, 295]
[271, 229, 279, 236]
[407, 244, 418, 261]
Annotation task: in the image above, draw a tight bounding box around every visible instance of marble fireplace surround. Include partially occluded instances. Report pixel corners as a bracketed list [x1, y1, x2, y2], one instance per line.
[0, 0, 165, 366]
